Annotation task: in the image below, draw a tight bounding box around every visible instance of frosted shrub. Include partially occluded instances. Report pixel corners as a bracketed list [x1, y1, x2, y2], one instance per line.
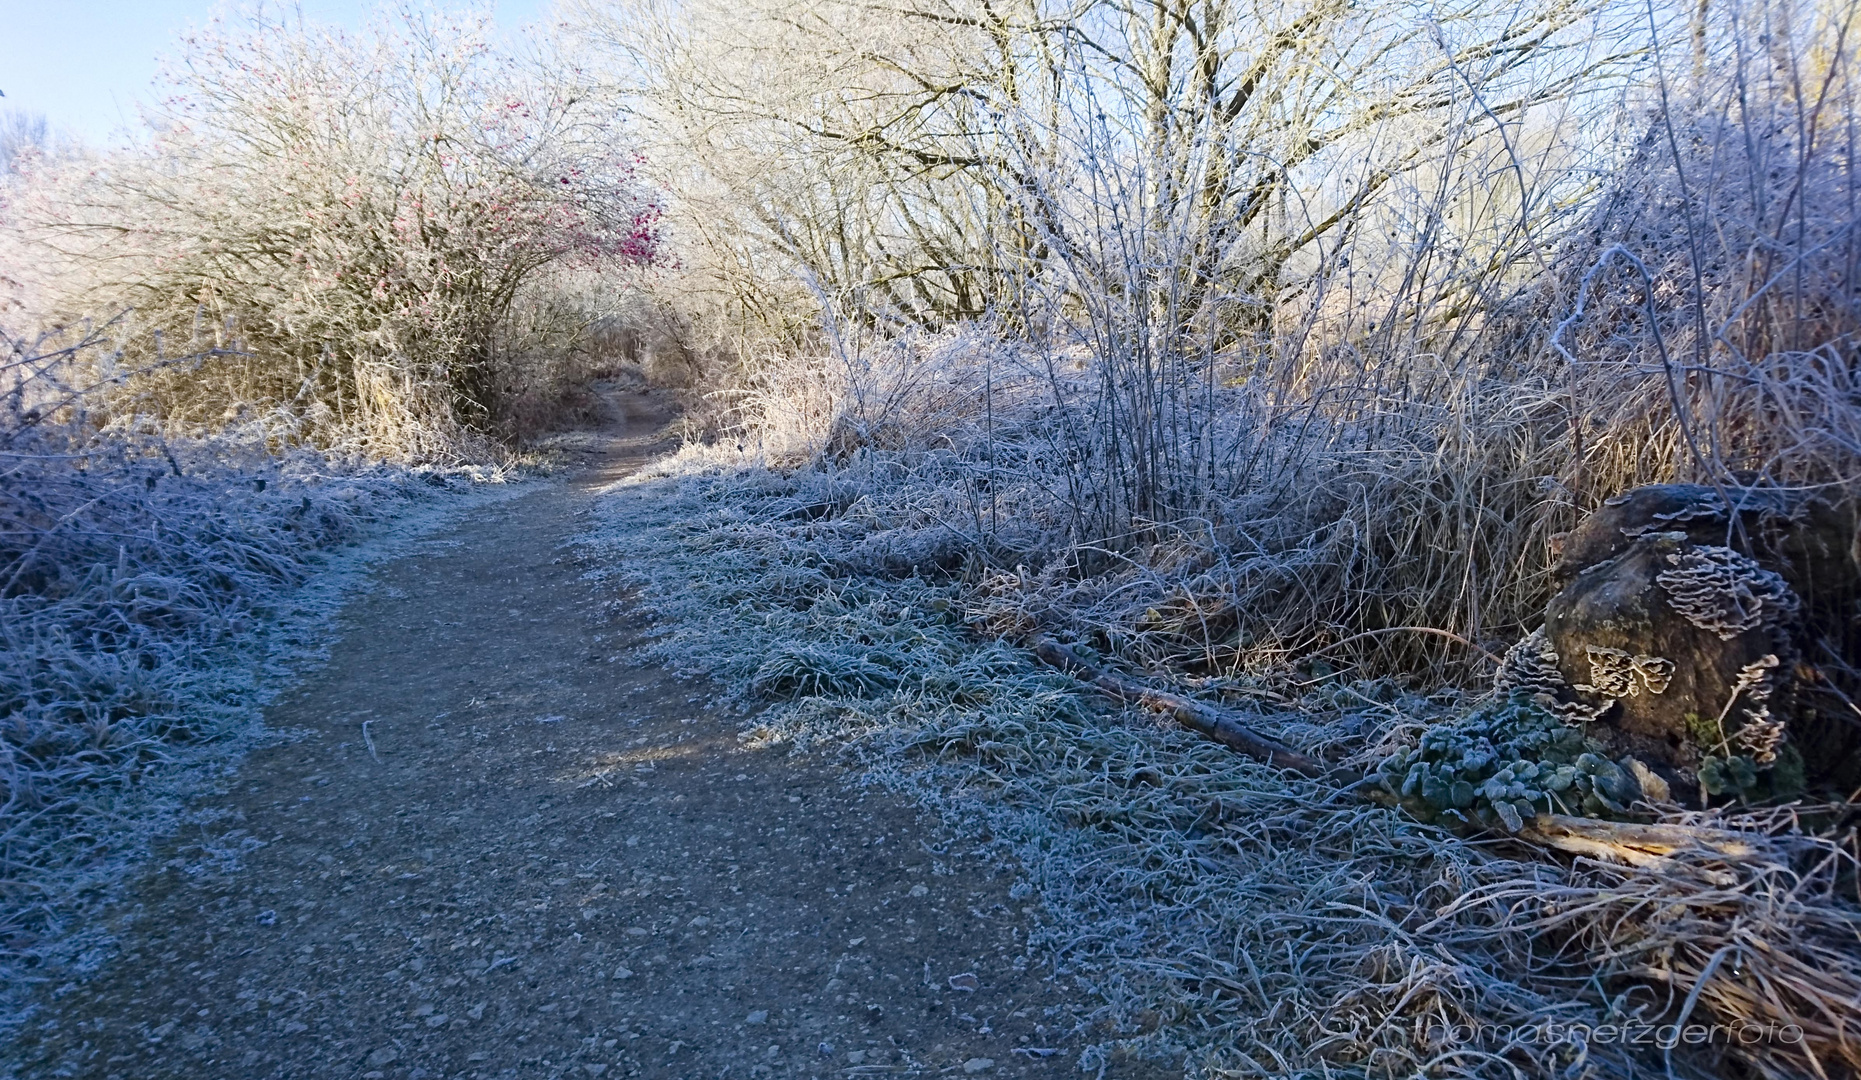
[2, 7, 659, 460]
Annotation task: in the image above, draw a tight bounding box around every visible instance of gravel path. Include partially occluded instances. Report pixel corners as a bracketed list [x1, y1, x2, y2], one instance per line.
[6, 392, 1116, 1080]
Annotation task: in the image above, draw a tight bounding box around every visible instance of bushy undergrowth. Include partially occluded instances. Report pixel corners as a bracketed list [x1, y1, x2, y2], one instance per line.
[584, 0, 1859, 1072]
[601, 0, 1859, 682]
[588, 463, 1861, 1080]
[0, 8, 658, 462]
[0, 332, 503, 1012]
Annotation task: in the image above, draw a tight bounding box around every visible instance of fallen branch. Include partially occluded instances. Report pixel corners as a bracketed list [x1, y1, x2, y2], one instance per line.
[1028, 636, 1327, 776]
[1526, 814, 1767, 858]
[1519, 813, 1771, 883]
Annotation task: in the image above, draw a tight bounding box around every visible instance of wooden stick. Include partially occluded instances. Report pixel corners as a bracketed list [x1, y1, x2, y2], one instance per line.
[1524, 813, 1767, 858]
[1513, 814, 1782, 885]
[1028, 636, 1327, 776]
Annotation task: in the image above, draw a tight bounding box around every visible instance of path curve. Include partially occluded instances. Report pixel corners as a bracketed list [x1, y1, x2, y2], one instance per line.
[7, 391, 1097, 1080]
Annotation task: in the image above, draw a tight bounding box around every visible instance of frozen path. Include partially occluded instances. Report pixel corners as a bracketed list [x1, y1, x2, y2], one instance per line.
[8, 391, 1104, 1080]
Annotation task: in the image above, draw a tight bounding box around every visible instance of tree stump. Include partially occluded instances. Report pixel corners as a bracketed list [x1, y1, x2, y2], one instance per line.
[1531, 484, 1861, 802]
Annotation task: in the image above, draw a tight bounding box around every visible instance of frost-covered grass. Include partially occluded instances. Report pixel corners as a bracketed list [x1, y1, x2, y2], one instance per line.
[587, 459, 1861, 1080]
[0, 388, 518, 1024]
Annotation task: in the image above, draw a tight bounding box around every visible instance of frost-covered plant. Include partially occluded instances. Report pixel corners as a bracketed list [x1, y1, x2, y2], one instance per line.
[750, 642, 905, 698]
[1, 7, 659, 459]
[1373, 696, 1646, 831]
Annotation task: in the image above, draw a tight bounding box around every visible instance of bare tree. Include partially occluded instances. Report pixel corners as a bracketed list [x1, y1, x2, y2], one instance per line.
[576, 0, 1631, 331]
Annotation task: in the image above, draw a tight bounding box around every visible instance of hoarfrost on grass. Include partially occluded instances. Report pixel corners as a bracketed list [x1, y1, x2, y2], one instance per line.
[584, 459, 1861, 1080]
[0, 404, 525, 1031]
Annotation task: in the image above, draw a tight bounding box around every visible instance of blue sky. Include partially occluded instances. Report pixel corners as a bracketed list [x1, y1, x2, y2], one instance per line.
[0, 1, 553, 148]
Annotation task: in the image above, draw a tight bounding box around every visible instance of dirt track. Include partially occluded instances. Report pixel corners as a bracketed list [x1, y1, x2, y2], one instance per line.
[6, 392, 1113, 1080]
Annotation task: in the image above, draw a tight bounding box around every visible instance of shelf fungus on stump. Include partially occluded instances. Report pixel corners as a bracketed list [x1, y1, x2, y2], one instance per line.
[1385, 484, 1861, 828]
[1534, 483, 1861, 804]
